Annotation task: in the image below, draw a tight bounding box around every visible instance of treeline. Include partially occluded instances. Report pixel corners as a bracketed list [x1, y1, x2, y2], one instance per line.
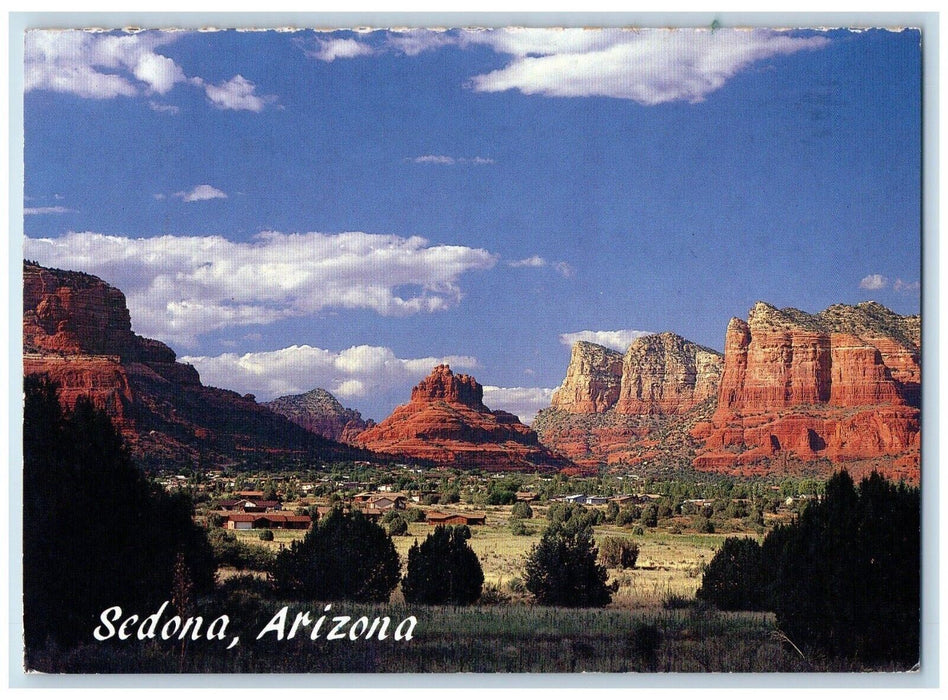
[697, 470, 919, 667]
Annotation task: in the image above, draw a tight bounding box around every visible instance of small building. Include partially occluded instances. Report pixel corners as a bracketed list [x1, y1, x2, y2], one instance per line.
[425, 511, 486, 526]
[515, 491, 538, 502]
[225, 512, 311, 530]
[236, 490, 265, 499]
[217, 498, 281, 513]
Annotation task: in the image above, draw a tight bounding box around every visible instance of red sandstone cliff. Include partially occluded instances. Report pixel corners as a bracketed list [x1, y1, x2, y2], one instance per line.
[23, 262, 357, 469]
[692, 301, 920, 481]
[355, 364, 571, 472]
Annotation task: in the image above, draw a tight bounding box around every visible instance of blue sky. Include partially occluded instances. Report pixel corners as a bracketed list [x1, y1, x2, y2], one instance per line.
[22, 26, 922, 423]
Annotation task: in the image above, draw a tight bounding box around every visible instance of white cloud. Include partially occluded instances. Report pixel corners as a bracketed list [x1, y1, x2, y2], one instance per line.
[201, 74, 273, 112]
[508, 255, 573, 277]
[149, 100, 180, 115]
[482, 386, 555, 425]
[24, 206, 72, 215]
[409, 155, 495, 166]
[180, 344, 480, 402]
[306, 37, 375, 62]
[25, 30, 276, 112]
[893, 278, 920, 293]
[559, 329, 652, 352]
[466, 28, 830, 104]
[412, 155, 456, 165]
[860, 273, 888, 290]
[386, 30, 455, 57]
[25, 230, 498, 346]
[508, 255, 547, 268]
[174, 184, 228, 202]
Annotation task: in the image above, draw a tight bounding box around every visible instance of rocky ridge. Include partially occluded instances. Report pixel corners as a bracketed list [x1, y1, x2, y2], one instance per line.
[354, 364, 571, 472]
[264, 388, 374, 444]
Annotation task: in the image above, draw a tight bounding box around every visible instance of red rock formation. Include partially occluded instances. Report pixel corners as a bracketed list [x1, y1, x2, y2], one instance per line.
[694, 302, 920, 481]
[355, 365, 570, 472]
[23, 262, 356, 469]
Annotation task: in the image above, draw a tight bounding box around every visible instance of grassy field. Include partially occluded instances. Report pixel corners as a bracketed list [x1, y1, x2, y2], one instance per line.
[232, 504, 753, 609]
[29, 598, 819, 673]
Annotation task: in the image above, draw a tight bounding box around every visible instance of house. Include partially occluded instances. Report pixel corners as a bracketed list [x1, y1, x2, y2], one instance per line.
[425, 511, 486, 526]
[515, 491, 538, 502]
[236, 490, 265, 499]
[216, 498, 281, 513]
[225, 512, 311, 530]
[366, 494, 408, 511]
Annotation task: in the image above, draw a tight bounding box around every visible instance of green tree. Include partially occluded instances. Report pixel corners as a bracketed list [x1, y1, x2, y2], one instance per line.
[523, 519, 615, 607]
[23, 376, 216, 652]
[598, 536, 639, 569]
[402, 525, 484, 605]
[767, 471, 919, 666]
[695, 537, 765, 610]
[510, 501, 533, 519]
[272, 509, 400, 602]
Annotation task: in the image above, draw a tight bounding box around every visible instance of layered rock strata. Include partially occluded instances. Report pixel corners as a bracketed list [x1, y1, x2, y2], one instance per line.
[692, 302, 920, 480]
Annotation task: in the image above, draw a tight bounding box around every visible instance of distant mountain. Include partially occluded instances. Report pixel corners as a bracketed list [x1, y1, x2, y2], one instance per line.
[354, 364, 572, 472]
[264, 388, 374, 443]
[23, 261, 364, 470]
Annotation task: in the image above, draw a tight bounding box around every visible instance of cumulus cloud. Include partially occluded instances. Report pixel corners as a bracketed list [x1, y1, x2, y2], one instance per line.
[24, 206, 72, 215]
[860, 274, 888, 290]
[200, 74, 274, 112]
[305, 37, 376, 62]
[482, 385, 555, 425]
[25, 30, 275, 111]
[173, 184, 228, 202]
[466, 28, 830, 103]
[25, 230, 498, 346]
[180, 344, 479, 403]
[559, 329, 652, 352]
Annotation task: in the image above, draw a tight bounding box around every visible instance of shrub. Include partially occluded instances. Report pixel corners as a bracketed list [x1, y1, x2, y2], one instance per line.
[640, 503, 658, 528]
[272, 509, 400, 602]
[258, 529, 274, 541]
[693, 516, 715, 533]
[523, 520, 615, 607]
[402, 525, 484, 605]
[404, 507, 426, 523]
[511, 501, 534, 519]
[604, 501, 620, 523]
[387, 514, 409, 536]
[510, 519, 532, 536]
[616, 506, 642, 526]
[598, 536, 639, 569]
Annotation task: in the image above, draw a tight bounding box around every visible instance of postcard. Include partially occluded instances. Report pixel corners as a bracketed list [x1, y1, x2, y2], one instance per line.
[14, 16, 929, 682]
